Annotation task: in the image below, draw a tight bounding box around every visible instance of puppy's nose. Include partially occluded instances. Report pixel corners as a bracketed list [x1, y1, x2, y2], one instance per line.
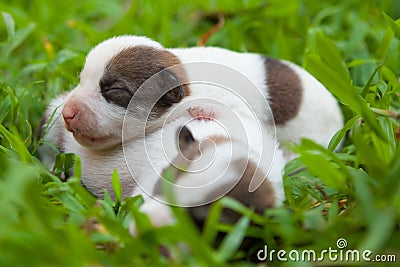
[62, 103, 79, 131]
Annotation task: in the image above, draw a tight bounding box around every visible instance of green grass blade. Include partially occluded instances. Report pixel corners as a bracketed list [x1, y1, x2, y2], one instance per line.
[383, 12, 400, 40]
[216, 215, 251, 261]
[0, 124, 31, 163]
[112, 168, 122, 204]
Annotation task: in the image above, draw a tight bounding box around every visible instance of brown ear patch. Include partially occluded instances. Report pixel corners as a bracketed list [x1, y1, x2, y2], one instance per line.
[264, 57, 303, 125]
[101, 46, 190, 115]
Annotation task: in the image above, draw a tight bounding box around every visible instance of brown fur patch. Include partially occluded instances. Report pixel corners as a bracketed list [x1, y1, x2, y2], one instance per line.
[230, 161, 275, 213]
[188, 160, 275, 227]
[264, 57, 303, 125]
[101, 46, 190, 116]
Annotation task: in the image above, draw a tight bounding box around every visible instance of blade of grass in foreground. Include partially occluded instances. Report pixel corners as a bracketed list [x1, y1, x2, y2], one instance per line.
[216, 215, 251, 262]
[0, 124, 32, 163]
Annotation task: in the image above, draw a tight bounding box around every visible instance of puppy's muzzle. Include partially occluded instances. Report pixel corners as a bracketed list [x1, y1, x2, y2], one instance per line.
[62, 98, 97, 135]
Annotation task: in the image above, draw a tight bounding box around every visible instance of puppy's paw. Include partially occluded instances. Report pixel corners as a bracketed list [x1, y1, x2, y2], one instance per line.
[187, 106, 216, 121]
[129, 199, 176, 237]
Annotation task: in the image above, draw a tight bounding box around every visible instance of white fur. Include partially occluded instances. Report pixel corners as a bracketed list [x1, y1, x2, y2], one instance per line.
[169, 47, 343, 152]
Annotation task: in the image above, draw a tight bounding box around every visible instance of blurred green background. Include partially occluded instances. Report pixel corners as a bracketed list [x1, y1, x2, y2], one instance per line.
[1, 0, 400, 266]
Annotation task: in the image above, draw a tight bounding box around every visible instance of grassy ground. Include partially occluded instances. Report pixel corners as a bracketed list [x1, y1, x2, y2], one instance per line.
[1, 0, 400, 266]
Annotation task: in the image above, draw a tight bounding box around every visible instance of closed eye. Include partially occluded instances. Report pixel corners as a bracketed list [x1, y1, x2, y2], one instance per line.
[102, 87, 133, 108]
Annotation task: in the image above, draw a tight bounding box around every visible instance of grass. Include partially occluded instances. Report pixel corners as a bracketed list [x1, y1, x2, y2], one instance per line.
[1, 0, 400, 266]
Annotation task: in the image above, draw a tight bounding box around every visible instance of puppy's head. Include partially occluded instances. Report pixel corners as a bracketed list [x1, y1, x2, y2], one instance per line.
[62, 35, 189, 150]
[136, 126, 276, 232]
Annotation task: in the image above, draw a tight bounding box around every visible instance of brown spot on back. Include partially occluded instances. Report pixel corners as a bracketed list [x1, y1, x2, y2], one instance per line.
[264, 57, 303, 125]
[100, 46, 190, 117]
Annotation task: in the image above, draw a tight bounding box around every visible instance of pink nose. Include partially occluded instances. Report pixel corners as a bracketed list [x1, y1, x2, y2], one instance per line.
[62, 103, 79, 131]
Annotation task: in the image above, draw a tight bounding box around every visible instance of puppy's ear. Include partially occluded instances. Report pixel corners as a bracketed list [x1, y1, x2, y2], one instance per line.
[178, 126, 195, 152]
[156, 69, 186, 108]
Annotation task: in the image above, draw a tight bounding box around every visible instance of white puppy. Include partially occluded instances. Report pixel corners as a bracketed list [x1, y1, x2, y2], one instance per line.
[38, 35, 342, 200]
[131, 125, 282, 233]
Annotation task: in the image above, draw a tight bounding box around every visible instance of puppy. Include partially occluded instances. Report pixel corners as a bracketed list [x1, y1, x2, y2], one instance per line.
[131, 124, 284, 234]
[38, 35, 342, 199]
[38, 36, 189, 198]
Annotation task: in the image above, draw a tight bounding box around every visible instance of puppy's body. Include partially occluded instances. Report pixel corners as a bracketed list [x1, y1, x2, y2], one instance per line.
[132, 124, 283, 233]
[170, 46, 342, 152]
